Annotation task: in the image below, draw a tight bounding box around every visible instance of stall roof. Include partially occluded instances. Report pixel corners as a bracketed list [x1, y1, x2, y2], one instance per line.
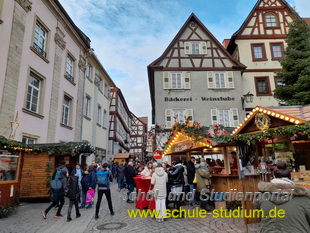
[233, 106, 308, 135]
[114, 153, 130, 159]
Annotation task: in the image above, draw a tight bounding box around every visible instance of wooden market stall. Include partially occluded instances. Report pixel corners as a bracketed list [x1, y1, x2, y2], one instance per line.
[19, 142, 96, 199]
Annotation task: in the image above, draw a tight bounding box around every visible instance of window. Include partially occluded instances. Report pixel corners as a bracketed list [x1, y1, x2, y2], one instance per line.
[254, 77, 272, 96]
[184, 41, 207, 55]
[65, 55, 74, 82]
[211, 108, 239, 127]
[104, 83, 110, 98]
[207, 71, 234, 89]
[163, 72, 191, 89]
[22, 136, 37, 144]
[95, 74, 103, 92]
[33, 22, 47, 57]
[171, 73, 182, 89]
[84, 95, 91, 117]
[251, 44, 267, 61]
[85, 62, 92, 80]
[62, 95, 71, 126]
[165, 109, 193, 128]
[265, 13, 277, 27]
[0, 153, 19, 181]
[270, 43, 284, 59]
[97, 105, 102, 125]
[26, 74, 41, 113]
[103, 109, 108, 128]
[274, 77, 285, 87]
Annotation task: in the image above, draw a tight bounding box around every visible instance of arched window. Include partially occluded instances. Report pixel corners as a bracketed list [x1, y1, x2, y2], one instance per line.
[265, 13, 277, 27]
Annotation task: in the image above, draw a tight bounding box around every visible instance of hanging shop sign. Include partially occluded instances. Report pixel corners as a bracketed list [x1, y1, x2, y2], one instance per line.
[170, 140, 193, 153]
[255, 113, 271, 131]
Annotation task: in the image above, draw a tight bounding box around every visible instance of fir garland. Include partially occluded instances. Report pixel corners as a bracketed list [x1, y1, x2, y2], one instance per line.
[34, 142, 97, 155]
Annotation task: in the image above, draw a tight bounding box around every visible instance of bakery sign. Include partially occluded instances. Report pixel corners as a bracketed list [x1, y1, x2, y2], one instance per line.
[170, 140, 193, 153]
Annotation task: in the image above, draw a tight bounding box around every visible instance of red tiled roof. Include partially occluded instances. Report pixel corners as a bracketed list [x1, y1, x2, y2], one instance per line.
[303, 18, 310, 26]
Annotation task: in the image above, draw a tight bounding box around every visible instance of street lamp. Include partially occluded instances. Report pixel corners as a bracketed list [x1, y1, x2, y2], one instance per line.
[241, 91, 254, 110]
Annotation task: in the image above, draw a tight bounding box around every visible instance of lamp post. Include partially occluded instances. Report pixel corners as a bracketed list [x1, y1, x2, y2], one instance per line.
[241, 92, 254, 110]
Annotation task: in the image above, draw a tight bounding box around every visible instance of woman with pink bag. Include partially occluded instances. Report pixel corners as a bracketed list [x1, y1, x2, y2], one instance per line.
[80, 165, 96, 208]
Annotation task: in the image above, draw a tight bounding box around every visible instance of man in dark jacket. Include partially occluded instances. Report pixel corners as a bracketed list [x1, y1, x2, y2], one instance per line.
[116, 163, 126, 191]
[80, 165, 96, 208]
[125, 161, 137, 203]
[95, 163, 114, 219]
[168, 161, 184, 212]
[66, 174, 81, 222]
[187, 157, 196, 206]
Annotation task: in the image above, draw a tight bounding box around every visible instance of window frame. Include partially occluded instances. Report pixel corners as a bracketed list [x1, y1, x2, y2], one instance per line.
[22, 134, 38, 145]
[84, 94, 91, 118]
[170, 73, 182, 89]
[85, 62, 93, 81]
[270, 42, 284, 60]
[61, 94, 72, 126]
[214, 72, 226, 88]
[97, 104, 102, 126]
[254, 76, 272, 96]
[264, 13, 279, 28]
[65, 53, 75, 83]
[251, 43, 267, 61]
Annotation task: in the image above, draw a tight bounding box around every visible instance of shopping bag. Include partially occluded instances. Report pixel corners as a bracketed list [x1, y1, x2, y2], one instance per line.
[193, 174, 197, 184]
[86, 188, 95, 204]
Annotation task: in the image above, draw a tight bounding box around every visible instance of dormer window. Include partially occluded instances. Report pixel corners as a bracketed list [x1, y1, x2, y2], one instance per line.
[265, 13, 277, 27]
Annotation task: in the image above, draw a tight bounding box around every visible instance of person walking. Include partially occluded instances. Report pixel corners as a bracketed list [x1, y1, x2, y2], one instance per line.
[95, 163, 114, 219]
[151, 163, 168, 222]
[195, 157, 211, 210]
[168, 161, 184, 215]
[66, 174, 81, 222]
[125, 161, 137, 203]
[187, 156, 196, 206]
[256, 161, 310, 233]
[116, 162, 125, 191]
[80, 165, 96, 208]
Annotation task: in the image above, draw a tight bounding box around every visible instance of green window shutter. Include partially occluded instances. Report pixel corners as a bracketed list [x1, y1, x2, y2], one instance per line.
[201, 42, 207, 54]
[230, 108, 239, 127]
[163, 72, 170, 89]
[184, 42, 190, 55]
[186, 109, 193, 122]
[183, 72, 191, 89]
[207, 72, 214, 88]
[211, 109, 218, 125]
[165, 109, 172, 128]
[227, 71, 234, 88]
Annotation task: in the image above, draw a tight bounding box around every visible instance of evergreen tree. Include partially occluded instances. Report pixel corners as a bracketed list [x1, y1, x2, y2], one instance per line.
[274, 14, 310, 105]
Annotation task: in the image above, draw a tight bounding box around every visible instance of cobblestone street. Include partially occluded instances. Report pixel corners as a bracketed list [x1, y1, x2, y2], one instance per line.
[0, 182, 261, 233]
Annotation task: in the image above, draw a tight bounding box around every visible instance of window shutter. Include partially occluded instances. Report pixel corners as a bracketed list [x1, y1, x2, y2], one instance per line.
[186, 109, 193, 123]
[183, 72, 191, 89]
[227, 71, 234, 88]
[207, 72, 214, 88]
[165, 109, 172, 128]
[163, 72, 170, 89]
[201, 42, 207, 54]
[211, 109, 218, 125]
[230, 108, 239, 127]
[184, 42, 190, 54]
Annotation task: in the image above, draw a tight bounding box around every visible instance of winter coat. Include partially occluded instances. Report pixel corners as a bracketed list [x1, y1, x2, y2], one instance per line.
[151, 167, 168, 199]
[67, 175, 80, 200]
[195, 159, 210, 192]
[81, 170, 96, 192]
[168, 164, 184, 186]
[125, 165, 137, 184]
[183, 165, 189, 186]
[71, 168, 84, 184]
[116, 165, 125, 178]
[256, 180, 310, 233]
[186, 160, 196, 184]
[141, 167, 152, 177]
[53, 165, 68, 189]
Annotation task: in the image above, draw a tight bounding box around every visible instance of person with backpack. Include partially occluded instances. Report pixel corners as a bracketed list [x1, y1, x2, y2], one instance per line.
[66, 174, 81, 222]
[54, 160, 69, 189]
[42, 178, 64, 219]
[80, 165, 96, 208]
[95, 163, 114, 219]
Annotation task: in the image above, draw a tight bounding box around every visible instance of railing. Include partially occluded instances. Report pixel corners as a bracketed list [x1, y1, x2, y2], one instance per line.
[33, 42, 46, 57]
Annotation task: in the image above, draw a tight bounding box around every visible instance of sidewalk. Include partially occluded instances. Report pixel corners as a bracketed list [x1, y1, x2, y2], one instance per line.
[0, 182, 261, 233]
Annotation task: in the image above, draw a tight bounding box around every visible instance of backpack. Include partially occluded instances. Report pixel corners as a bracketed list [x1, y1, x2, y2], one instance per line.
[50, 179, 63, 190]
[96, 170, 109, 186]
[54, 167, 65, 181]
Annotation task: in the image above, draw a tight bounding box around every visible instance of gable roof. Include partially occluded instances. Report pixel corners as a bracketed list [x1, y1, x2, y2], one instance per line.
[233, 105, 308, 135]
[147, 13, 246, 123]
[226, 0, 296, 53]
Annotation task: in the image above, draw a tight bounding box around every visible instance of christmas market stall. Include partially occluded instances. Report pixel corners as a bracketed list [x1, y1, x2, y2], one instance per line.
[19, 142, 96, 199]
[0, 136, 33, 207]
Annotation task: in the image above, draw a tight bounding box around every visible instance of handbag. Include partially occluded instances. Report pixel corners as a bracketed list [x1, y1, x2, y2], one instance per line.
[193, 174, 197, 184]
[86, 188, 95, 204]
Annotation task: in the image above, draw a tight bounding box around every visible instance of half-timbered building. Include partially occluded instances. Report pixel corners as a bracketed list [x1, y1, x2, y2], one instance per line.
[148, 13, 246, 149]
[226, 0, 297, 111]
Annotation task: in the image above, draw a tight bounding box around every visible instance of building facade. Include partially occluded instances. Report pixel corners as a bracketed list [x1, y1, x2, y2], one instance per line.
[226, 0, 298, 111]
[148, 13, 246, 150]
[129, 116, 147, 161]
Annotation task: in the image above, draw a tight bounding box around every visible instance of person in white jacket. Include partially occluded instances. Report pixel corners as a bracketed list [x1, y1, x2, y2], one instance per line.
[151, 163, 168, 222]
[141, 162, 153, 177]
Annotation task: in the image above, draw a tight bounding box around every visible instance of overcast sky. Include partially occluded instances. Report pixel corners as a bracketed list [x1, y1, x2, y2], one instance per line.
[59, 0, 310, 127]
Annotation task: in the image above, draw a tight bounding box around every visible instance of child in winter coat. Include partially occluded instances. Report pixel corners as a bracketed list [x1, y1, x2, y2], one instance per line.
[66, 174, 81, 222]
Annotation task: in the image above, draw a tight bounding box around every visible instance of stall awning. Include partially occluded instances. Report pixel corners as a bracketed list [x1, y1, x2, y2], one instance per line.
[114, 153, 130, 159]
